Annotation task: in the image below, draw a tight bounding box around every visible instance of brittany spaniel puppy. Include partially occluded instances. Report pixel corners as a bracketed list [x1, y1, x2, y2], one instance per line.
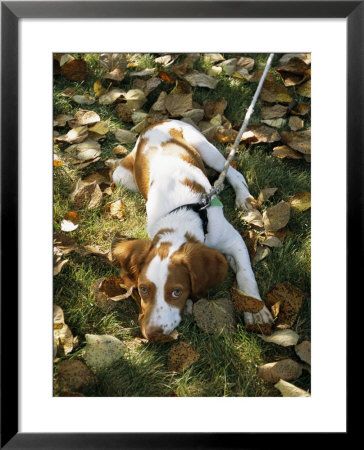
[111, 119, 273, 340]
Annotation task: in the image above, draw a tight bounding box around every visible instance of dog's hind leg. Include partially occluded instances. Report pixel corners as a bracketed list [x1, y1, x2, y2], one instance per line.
[109, 147, 139, 192]
[180, 122, 255, 210]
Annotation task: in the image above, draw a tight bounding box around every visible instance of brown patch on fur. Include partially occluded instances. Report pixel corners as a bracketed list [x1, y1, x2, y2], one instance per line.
[121, 153, 135, 173]
[164, 262, 191, 312]
[169, 128, 184, 140]
[181, 178, 206, 194]
[133, 137, 151, 199]
[141, 119, 171, 135]
[184, 232, 199, 243]
[153, 228, 175, 245]
[157, 242, 172, 260]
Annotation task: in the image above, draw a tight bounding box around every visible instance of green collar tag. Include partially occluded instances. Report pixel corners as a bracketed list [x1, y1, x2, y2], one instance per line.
[210, 197, 223, 207]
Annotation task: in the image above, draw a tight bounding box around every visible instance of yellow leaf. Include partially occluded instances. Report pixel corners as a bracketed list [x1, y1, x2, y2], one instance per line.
[290, 191, 311, 211]
[88, 121, 109, 135]
[276, 93, 293, 103]
[93, 80, 106, 98]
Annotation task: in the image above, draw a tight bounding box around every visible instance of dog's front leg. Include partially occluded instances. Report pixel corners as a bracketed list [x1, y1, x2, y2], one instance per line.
[214, 221, 273, 325]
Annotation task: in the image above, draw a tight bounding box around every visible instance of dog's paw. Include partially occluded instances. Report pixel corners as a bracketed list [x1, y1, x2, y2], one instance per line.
[244, 305, 273, 325]
[235, 195, 260, 211]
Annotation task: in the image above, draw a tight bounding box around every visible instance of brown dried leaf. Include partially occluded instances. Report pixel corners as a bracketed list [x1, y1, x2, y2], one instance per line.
[272, 145, 303, 160]
[167, 341, 200, 373]
[193, 298, 236, 334]
[245, 323, 272, 335]
[242, 230, 258, 260]
[241, 125, 281, 144]
[295, 341, 311, 365]
[263, 201, 291, 232]
[61, 59, 87, 81]
[257, 187, 278, 204]
[56, 126, 88, 145]
[241, 209, 264, 230]
[70, 180, 103, 210]
[274, 379, 311, 397]
[88, 121, 109, 135]
[276, 57, 310, 87]
[56, 358, 96, 393]
[53, 233, 78, 255]
[261, 104, 288, 120]
[115, 128, 137, 144]
[280, 130, 311, 154]
[104, 199, 127, 221]
[99, 53, 127, 71]
[252, 246, 271, 266]
[74, 109, 100, 126]
[288, 116, 304, 131]
[84, 334, 126, 371]
[104, 67, 125, 82]
[257, 359, 302, 383]
[266, 281, 305, 329]
[184, 72, 219, 89]
[165, 92, 193, 117]
[98, 88, 125, 105]
[54, 114, 74, 127]
[124, 89, 147, 109]
[290, 191, 311, 212]
[297, 80, 311, 98]
[259, 79, 292, 103]
[291, 103, 310, 116]
[203, 98, 227, 120]
[231, 288, 265, 313]
[54, 322, 74, 356]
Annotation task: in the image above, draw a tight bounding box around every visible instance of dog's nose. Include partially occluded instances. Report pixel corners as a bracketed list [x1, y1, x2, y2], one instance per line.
[144, 326, 164, 340]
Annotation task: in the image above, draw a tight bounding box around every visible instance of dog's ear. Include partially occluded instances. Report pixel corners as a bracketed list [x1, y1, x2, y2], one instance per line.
[180, 243, 228, 299]
[111, 238, 152, 288]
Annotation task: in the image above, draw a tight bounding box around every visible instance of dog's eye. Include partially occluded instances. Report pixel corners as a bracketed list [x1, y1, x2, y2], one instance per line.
[139, 287, 148, 296]
[171, 289, 182, 298]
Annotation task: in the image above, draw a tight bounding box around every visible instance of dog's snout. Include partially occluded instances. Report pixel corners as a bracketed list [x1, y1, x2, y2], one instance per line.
[144, 326, 164, 340]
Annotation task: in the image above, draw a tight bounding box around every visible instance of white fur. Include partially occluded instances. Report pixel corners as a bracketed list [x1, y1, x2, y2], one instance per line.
[113, 120, 273, 329]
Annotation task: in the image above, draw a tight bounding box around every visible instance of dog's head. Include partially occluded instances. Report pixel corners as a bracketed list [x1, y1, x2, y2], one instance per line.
[112, 238, 227, 341]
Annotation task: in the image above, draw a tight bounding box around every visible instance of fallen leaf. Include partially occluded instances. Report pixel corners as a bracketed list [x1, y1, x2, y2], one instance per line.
[193, 298, 236, 334]
[261, 118, 286, 128]
[245, 323, 272, 335]
[265, 227, 289, 243]
[291, 103, 310, 116]
[54, 114, 74, 127]
[61, 59, 87, 81]
[130, 68, 156, 77]
[280, 130, 311, 154]
[279, 53, 311, 66]
[53, 233, 78, 255]
[259, 79, 292, 103]
[214, 127, 238, 143]
[276, 57, 310, 87]
[203, 98, 227, 120]
[56, 358, 96, 393]
[74, 109, 100, 126]
[272, 145, 303, 160]
[184, 72, 219, 89]
[288, 116, 304, 131]
[242, 230, 258, 260]
[257, 359, 302, 383]
[56, 126, 88, 145]
[208, 66, 223, 77]
[93, 80, 106, 98]
[258, 329, 299, 347]
[71, 94, 95, 106]
[241, 125, 281, 144]
[157, 70, 176, 83]
[112, 144, 129, 156]
[231, 288, 265, 313]
[252, 246, 271, 265]
[204, 53, 225, 64]
[266, 281, 305, 329]
[104, 67, 125, 82]
[155, 54, 177, 66]
[167, 341, 200, 373]
[115, 103, 137, 122]
[164, 92, 193, 117]
[290, 191, 311, 212]
[83, 334, 126, 371]
[104, 199, 126, 221]
[61, 87, 76, 98]
[295, 341, 311, 365]
[98, 88, 125, 105]
[88, 121, 109, 135]
[143, 77, 162, 95]
[260, 236, 283, 248]
[53, 305, 65, 329]
[181, 108, 204, 124]
[241, 209, 264, 229]
[150, 91, 168, 113]
[99, 53, 127, 71]
[54, 314, 74, 356]
[65, 139, 101, 165]
[70, 179, 103, 210]
[218, 58, 237, 75]
[236, 56, 255, 72]
[274, 379, 311, 397]
[297, 80, 311, 98]
[257, 187, 278, 204]
[263, 201, 291, 232]
[124, 89, 147, 109]
[114, 128, 138, 144]
[261, 104, 288, 120]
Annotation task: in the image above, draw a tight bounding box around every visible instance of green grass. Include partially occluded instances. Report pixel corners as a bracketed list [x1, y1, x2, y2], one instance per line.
[53, 53, 311, 397]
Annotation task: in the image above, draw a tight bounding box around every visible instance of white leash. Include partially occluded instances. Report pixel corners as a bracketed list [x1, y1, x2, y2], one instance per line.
[201, 53, 275, 207]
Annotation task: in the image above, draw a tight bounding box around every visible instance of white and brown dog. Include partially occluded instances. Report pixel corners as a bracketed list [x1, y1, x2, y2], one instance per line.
[111, 119, 273, 340]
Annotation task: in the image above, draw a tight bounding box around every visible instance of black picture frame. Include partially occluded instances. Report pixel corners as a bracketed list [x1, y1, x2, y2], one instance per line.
[1, 1, 358, 448]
